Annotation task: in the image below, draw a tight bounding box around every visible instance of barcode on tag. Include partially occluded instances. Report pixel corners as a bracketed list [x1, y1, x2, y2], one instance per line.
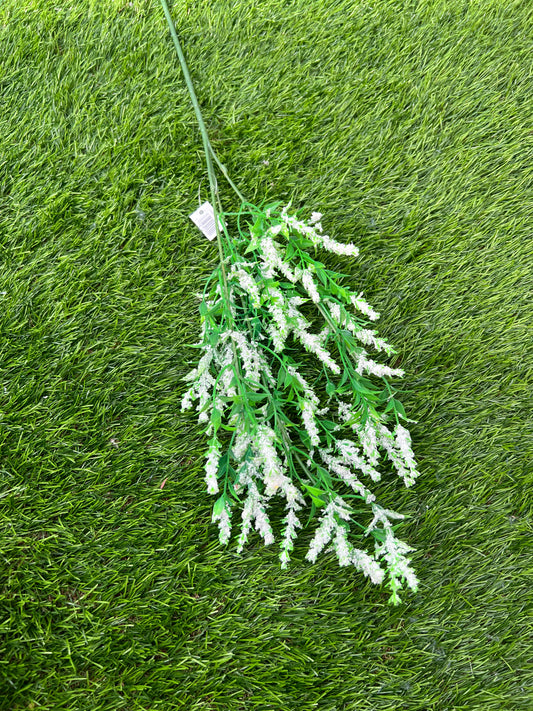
[189, 202, 217, 241]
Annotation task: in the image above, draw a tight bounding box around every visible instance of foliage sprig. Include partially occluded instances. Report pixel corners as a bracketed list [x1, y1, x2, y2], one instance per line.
[162, 0, 420, 604]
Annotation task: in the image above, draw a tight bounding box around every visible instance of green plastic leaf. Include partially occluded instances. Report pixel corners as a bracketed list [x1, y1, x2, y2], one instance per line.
[285, 242, 296, 260]
[316, 268, 328, 287]
[321, 420, 337, 431]
[339, 368, 348, 388]
[211, 408, 222, 431]
[246, 392, 267, 403]
[384, 398, 407, 419]
[315, 465, 333, 489]
[212, 495, 226, 518]
[207, 330, 219, 346]
[302, 483, 327, 507]
[244, 238, 259, 254]
[394, 400, 407, 419]
[377, 388, 390, 404]
[217, 452, 229, 478]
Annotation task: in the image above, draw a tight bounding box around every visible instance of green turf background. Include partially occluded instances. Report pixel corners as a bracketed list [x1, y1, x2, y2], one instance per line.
[0, 0, 531, 709]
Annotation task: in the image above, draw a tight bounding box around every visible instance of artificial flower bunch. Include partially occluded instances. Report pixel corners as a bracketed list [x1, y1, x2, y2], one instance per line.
[181, 202, 420, 604]
[159, 0, 420, 604]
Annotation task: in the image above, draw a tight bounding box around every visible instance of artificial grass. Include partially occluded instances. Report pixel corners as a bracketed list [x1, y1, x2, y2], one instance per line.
[0, 0, 532, 708]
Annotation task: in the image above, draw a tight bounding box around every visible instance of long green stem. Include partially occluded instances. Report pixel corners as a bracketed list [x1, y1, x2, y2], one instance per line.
[159, 0, 246, 203]
[160, 0, 252, 413]
[159, 1, 225, 272]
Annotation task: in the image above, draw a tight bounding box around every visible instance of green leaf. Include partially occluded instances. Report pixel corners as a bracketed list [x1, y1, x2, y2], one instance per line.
[315, 465, 332, 489]
[338, 287, 349, 302]
[199, 301, 208, 317]
[227, 480, 242, 503]
[339, 368, 348, 388]
[377, 388, 390, 404]
[285, 242, 296, 260]
[316, 268, 328, 287]
[302, 484, 327, 508]
[306, 501, 317, 526]
[250, 216, 263, 237]
[217, 452, 229, 479]
[353, 378, 378, 397]
[263, 200, 282, 212]
[212, 495, 226, 518]
[384, 398, 407, 419]
[246, 392, 267, 403]
[250, 316, 262, 338]
[298, 428, 311, 449]
[395, 400, 407, 419]
[326, 380, 336, 397]
[211, 408, 222, 431]
[244, 238, 259, 254]
[321, 420, 337, 431]
[295, 238, 315, 250]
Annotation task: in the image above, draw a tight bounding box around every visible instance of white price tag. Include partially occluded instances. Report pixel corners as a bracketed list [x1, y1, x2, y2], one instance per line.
[189, 202, 217, 241]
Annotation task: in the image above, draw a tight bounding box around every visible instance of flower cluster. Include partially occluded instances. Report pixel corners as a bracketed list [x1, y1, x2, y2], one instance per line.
[182, 202, 420, 604]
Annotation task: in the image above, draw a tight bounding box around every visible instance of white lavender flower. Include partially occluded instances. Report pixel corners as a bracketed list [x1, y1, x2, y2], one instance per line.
[355, 351, 404, 379]
[180, 348, 216, 415]
[351, 548, 385, 585]
[255, 425, 288, 496]
[265, 286, 291, 352]
[327, 301, 342, 325]
[394, 424, 418, 475]
[354, 329, 396, 356]
[305, 504, 337, 563]
[301, 333, 340, 373]
[301, 268, 321, 304]
[237, 482, 275, 550]
[351, 292, 380, 321]
[205, 439, 221, 495]
[279, 507, 302, 569]
[281, 207, 359, 257]
[305, 496, 353, 563]
[320, 449, 376, 503]
[320, 234, 359, 257]
[228, 330, 273, 384]
[336, 439, 382, 482]
[277, 259, 298, 283]
[374, 527, 419, 601]
[377, 423, 418, 487]
[251, 495, 275, 545]
[231, 267, 261, 308]
[259, 236, 281, 278]
[281, 299, 340, 374]
[365, 502, 405, 536]
[301, 400, 320, 447]
[233, 426, 251, 461]
[333, 525, 352, 566]
[355, 419, 380, 467]
[212, 499, 232, 544]
[337, 400, 352, 423]
[180, 390, 194, 411]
